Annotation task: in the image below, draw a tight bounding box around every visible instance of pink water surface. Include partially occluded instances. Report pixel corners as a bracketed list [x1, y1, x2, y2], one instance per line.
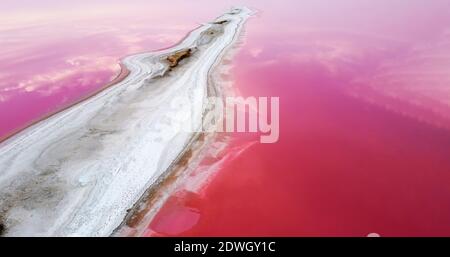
[2, 0, 450, 236]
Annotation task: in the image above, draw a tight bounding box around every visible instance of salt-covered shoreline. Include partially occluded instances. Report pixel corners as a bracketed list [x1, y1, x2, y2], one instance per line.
[0, 7, 252, 236]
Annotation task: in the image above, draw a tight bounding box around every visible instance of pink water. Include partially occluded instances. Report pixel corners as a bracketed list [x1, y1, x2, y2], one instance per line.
[2, 0, 450, 236]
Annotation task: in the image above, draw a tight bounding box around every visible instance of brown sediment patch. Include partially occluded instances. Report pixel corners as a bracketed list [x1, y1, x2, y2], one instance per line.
[177, 149, 193, 167]
[212, 20, 229, 25]
[0, 63, 131, 144]
[166, 49, 192, 68]
[197, 133, 206, 142]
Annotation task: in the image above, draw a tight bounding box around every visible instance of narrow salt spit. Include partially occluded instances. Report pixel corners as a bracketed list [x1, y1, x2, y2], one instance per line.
[0, 7, 252, 236]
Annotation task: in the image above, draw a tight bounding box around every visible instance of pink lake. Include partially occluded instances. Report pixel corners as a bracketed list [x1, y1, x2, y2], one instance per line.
[2, 0, 450, 236]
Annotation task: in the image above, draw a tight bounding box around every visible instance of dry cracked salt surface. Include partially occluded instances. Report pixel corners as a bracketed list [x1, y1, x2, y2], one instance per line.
[0, 7, 252, 236]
